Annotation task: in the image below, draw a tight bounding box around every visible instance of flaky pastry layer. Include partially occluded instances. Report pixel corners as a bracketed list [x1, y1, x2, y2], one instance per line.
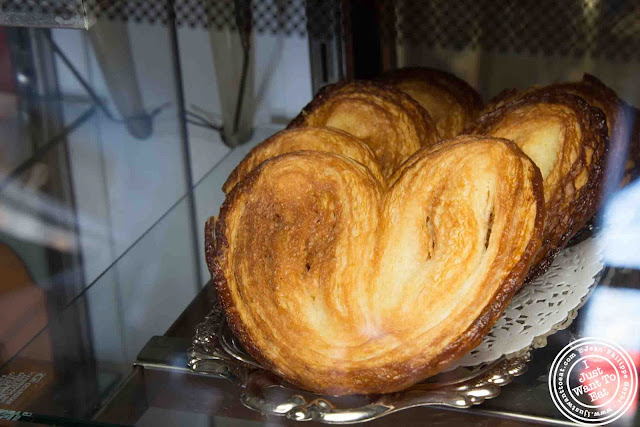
[207, 135, 544, 395]
[485, 74, 633, 187]
[467, 92, 607, 278]
[379, 67, 483, 139]
[223, 127, 383, 194]
[288, 81, 440, 178]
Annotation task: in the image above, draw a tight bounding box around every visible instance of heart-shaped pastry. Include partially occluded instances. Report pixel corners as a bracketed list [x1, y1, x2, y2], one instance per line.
[288, 81, 440, 178]
[467, 92, 607, 278]
[207, 133, 544, 395]
[379, 67, 483, 139]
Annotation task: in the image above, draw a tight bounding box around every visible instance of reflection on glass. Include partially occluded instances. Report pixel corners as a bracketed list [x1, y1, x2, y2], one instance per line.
[579, 285, 640, 421]
[0, 21, 201, 423]
[602, 180, 640, 268]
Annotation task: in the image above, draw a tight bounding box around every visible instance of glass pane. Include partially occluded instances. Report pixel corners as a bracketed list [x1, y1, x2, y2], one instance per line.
[0, 16, 203, 424]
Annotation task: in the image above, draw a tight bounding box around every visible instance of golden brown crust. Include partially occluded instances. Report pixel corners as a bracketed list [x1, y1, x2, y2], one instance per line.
[467, 92, 607, 279]
[485, 74, 633, 188]
[207, 135, 544, 395]
[223, 127, 384, 194]
[288, 80, 440, 178]
[379, 67, 484, 139]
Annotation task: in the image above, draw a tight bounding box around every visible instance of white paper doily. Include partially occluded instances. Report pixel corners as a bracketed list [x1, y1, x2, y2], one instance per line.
[449, 236, 604, 369]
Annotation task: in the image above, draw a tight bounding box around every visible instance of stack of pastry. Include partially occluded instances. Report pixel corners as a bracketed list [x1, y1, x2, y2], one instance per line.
[206, 67, 634, 395]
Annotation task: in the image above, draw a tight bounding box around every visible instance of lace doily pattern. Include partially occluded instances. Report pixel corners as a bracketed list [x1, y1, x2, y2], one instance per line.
[188, 236, 602, 422]
[188, 301, 530, 423]
[450, 236, 604, 369]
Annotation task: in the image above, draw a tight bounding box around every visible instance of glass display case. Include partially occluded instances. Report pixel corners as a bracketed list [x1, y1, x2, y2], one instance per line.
[0, 1, 638, 426]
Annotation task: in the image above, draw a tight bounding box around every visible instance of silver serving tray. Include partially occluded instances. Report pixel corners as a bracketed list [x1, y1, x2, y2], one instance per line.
[187, 297, 530, 424]
[186, 226, 604, 423]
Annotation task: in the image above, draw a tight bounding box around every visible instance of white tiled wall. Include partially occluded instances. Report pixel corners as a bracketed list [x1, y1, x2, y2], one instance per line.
[52, 24, 189, 282]
[176, 27, 312, 184]
[115, 198, 199, 361]
[252, 33, 313, 123]
[175, 27, 230, 184]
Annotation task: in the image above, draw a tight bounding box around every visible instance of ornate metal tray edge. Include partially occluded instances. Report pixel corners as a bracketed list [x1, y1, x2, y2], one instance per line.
[186, 300, 529, 424]
[186, 233, 603, 423]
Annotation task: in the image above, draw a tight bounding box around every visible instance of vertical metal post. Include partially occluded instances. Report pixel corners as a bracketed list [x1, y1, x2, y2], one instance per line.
[307, 0, 347, 94]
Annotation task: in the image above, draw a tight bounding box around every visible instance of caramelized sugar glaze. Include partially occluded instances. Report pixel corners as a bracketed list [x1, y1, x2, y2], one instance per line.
[223, 127, 383, 194]
[207, 133, 544, 395]
[203, 69, 622, 395]
[467, 92, 607, 278]
[485, 74, 635, 186]
[288, 81, 440, 178]
[379, 67, 483, 139]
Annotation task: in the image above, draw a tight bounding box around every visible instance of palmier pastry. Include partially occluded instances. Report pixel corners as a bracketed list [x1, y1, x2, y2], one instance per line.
[207, 135, 544, 395]
[467, 93, 607, 278]
[223, 127, 383, 194]
[288, 81, 440, 178]
[379, 67, 483, 139]
[485, 74, 633, 188]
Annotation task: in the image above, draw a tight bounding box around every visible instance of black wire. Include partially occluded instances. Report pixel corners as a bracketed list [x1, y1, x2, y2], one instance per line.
[185, 111, 223, 131]
[47, 7, 246, 139]
[185, 110, 218, 127]
[190, 104, 222, 120]
[233, 44, 250, 135]
[44, 32, 118, 120]
[44, 32, 170, 124]
[0, 106, 97, 194]
[148, 101, 171, 119]
[232, 0, 252, 135]
[186, 118, 222, 131]
[184, 112, 210, 125]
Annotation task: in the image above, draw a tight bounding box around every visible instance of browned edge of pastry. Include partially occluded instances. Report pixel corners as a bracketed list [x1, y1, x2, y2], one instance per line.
[205, 136, 545, 395]
[378, 136, 545, 380]
[222, 126, 381, 195]
[287, 79, 439, 143]
[379, 66, 484, 117]
[467, 92, 608, 280]
[484, 73, 635, 190]
[484, 74, 623, 131]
